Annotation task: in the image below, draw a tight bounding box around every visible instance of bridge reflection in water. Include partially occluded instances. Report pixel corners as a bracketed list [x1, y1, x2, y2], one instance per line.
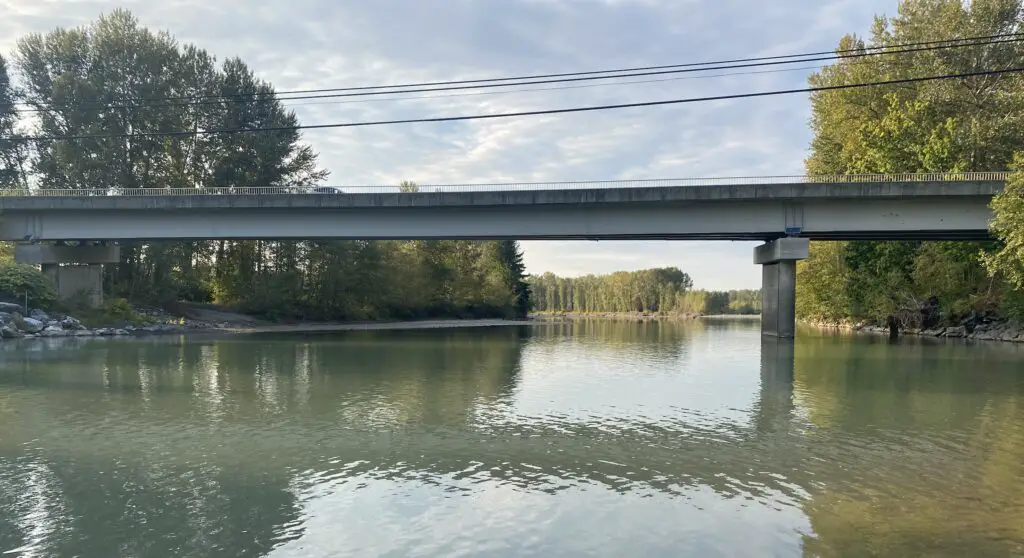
[0, 322, 1022, 556]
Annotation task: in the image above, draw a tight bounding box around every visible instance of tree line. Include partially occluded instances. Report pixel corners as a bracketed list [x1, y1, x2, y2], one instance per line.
[530, 268, 761, 315]
[0, 10, 530, 320]
[797, 0, 1024, 326]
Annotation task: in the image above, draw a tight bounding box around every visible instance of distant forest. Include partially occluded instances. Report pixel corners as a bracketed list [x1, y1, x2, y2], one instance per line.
[530, 268, 760, 315]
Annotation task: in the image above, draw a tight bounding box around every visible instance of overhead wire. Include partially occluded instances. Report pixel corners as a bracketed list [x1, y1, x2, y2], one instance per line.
[10, 31, 1022, 107]
[267, 63, 840, 109]
[5, 33, 1023, 113]
[9, 66, 1022, 143]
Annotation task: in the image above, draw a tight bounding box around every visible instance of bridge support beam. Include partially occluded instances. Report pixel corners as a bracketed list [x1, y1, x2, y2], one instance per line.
[754, 238, 809, 338]
[14, 244, 120, 308]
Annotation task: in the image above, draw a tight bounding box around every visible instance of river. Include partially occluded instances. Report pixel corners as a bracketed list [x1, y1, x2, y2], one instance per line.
[1, 319, 1023, 557]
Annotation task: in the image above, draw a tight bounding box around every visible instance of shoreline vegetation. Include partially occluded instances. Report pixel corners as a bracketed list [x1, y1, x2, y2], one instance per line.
[803, 317, 1024, 344]
[530, 269, 761, 316]
[530, 311, 760, 321]
[793, 1, 1024, 337]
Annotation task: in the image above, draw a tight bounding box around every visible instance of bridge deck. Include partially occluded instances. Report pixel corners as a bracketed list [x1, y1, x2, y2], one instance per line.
[0, 180, 1004, 210]
[0, 179, 1004, 242]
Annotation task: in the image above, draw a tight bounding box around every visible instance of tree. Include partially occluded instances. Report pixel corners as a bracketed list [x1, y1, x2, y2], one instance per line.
[798, 0, 1024, 324]
[985, 154, 1024, 291]
[528, 267, 755, 316]
[399, 180, 419, 193]
[0, 54, 29, 189]
[498, 241, 530, 318]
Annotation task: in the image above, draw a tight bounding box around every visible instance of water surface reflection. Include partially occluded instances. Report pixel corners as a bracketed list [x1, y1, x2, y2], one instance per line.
[0, 322, 1022, 556]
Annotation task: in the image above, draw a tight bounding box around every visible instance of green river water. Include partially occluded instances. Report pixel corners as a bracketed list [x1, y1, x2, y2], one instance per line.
[1, 319, 1023, 557]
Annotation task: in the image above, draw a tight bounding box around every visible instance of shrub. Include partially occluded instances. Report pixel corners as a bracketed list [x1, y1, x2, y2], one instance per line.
[1004, 288, 1024, 323]
[0, 263, 57, 309]
[56, 296, 154, 327]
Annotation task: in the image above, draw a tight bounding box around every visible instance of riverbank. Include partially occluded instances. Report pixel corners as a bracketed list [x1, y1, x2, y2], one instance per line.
[530, 311, 760, 321]
[803, 317, 1024, 343]
[0, 301, 532, 341]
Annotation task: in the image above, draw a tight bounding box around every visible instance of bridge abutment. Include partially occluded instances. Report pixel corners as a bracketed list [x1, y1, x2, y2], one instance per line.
[15, 244, 120, 307]
[754, 238, 808, 338]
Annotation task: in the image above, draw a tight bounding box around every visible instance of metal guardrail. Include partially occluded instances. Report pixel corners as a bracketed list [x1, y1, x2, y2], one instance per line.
[0, 172, 1010, 197]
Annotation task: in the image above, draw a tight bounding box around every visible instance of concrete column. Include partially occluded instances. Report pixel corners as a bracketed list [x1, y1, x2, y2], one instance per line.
[15, 244, 120, 308]
[754, 238, 809, 338]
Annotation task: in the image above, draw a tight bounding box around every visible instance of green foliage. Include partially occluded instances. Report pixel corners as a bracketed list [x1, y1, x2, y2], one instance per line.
[796, 242, 851, 321]
[799, 0, 1024, 324]
[0, 263, 57, 309]
[0, 54, 29, 189]
[530, 268, 758, 315]
[399, 180, 419, 193]
[985, 154, 1024, 289]
[1003, 287, 1024, 322]
[62, 297, 155, 328]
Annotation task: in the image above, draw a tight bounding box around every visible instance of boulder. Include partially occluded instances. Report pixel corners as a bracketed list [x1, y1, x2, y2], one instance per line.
[28, 309, 50, 322]
[40, 325, 66, 337]
[944, 326, 967, 338]
[0, 302, 22, 313]
[60, 316, 86, 330]
[20, 318, 45, 334]
[973, 329, 998, 341]
[0, 325, 21, 339]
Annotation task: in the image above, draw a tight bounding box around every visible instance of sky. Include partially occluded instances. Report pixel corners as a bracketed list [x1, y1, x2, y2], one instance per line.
[0, 0, 899, 290]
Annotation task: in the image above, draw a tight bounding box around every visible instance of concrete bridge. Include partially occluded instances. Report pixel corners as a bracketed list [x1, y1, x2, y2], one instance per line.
[0, 173, 1007, 337]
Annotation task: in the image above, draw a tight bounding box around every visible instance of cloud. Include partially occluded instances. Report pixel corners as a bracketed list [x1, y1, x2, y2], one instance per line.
[0, 0, 893, 288]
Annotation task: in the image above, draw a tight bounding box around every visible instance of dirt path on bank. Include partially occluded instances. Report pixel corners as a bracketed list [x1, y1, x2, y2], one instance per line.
[174, 303, 269, 326]
[217, 318, 533, 335]
[170, 304, 532, 334]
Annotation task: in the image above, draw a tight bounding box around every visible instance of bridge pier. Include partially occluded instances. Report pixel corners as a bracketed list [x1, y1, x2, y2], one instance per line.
[754, 238, 809, 338]
[14, 244, 120, 308]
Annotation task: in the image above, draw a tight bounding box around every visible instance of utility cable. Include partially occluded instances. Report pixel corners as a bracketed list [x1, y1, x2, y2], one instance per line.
[6, 34, 1023, 113]
[8, 66, 1021, 143]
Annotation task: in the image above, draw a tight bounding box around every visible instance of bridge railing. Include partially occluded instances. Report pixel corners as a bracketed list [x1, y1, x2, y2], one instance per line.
[0, 172, 1009, 196]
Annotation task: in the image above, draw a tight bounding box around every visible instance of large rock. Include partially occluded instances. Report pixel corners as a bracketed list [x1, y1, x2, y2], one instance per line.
[20, 317, 45, 334]
[944, 326, 967, 338]
[0, 302, 22, 314]
[60, 316, 86, 330]
[28, 309, 50, 322]
[40, 325, 66, 337]
[0, 325, 20, 339]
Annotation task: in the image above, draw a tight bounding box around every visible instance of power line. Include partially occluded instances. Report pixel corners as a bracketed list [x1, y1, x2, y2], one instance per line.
[14, 61, 837, 114]
[271, 64, 837, 109]
[51, 32, 1024, 104]
[7, 34, 1023, 113]
[10, 66, 1021, 143]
